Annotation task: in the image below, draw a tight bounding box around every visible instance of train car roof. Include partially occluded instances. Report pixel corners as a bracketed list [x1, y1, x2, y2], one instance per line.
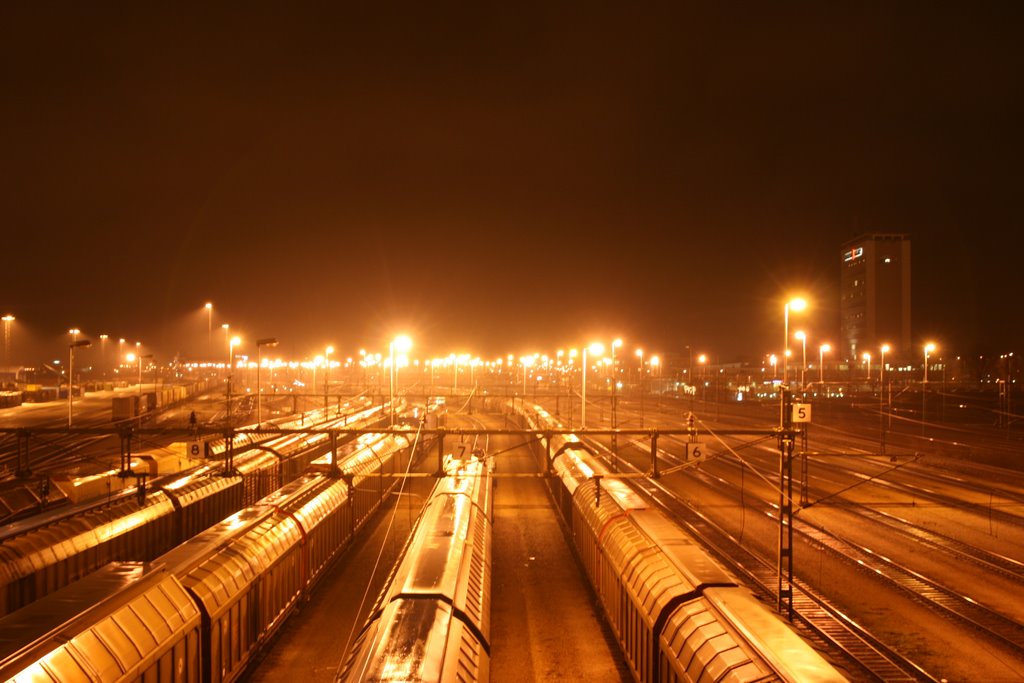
[0, 563, 199, 681]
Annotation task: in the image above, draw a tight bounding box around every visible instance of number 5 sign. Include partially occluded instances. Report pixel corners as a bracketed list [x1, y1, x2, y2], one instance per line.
[792, 403, 812, 423]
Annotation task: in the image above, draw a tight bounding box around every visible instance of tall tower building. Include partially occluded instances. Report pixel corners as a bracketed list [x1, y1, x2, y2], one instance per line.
[839, 233, 911, 360]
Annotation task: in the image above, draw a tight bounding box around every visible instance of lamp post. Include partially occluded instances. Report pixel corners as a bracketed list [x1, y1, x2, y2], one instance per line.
[922, 342, 936, 435]
[635, 348, 644, 428]
[69, 328, 80, 344]
[698, 354, 708, 406]
[67, 339, 92, 428]
[783, 297, 807, 386]
[227, 336, 240, 423]
[923, 342, 936, 383]
[205, 303, 213, 358]
[389, 335, 412, 426]
[2, 315, 13, 366]
[222, 324, 230, 377]
[98, 334, 108, 377]
[256, 338, 279, 425]
[880, 343, 891, 453]
[794, 331, 807, 389]
[581, 342, 604, 428]
[862, 351, 872, 381]
[324, 345, 334, 413]
[135, 342, 142, 390]
[818, 343, 830, 385]
[880, 344, 890, 385]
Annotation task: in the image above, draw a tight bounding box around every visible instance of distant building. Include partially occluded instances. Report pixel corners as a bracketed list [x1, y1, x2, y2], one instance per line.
[839, 233, 911, 360]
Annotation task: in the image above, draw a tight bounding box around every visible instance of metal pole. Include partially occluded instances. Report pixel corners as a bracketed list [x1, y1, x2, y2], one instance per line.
[67, 345, 74, 428]
[783, 303, 789, 386]
[582, 349, 588, 428]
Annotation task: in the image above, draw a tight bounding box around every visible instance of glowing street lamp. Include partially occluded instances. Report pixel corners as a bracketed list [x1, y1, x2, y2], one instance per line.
[783, 297, 807, 386]
[880, 344, 891, 385]
[769, 354, 778, 380]
[204, 302, 213, 356]
[256, 337, 279, 425]
[67, 339, 92, 428]
[635, 348, 645, 428]
[862, 351, 872, 381]
[923, 342, 936, 383]
[390, 335, 412, 425]
[818, 343, 831, 385]
[98, 334, 108, 376]
[521, 355, 535, 397]
[581, 342, 604, 428]
[2, 315, 14, 366]
[324, 345, 335, 413]
[227, 336, 241, 422]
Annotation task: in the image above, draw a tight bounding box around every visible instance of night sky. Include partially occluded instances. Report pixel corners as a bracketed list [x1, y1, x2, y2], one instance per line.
[2, 5, 1023, 365]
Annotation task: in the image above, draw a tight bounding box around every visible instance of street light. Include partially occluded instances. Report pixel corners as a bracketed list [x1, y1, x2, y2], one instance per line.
[2, 315, 14, 366]
[67, 339, 92, 428]
[923, 342, 936, 383]
[256, 337, 279, 425]
[222, 324, 230, 376]
[862, 351, 872, 381]
[324, 345, 335, 413]
[635, 348, 645, 428]
[98, 334, 108, 377]
[880, 343, 892, 451]
[205, 303, 213, 357]
[698, 353, 708, 406]
[794, 331, 807, 388]
[227, 336, 240, 422]
[390, 335, 412, 425]
[581, 342, 604, 428]
[783, 297, 807, 386]
[818, 343, 831, 385]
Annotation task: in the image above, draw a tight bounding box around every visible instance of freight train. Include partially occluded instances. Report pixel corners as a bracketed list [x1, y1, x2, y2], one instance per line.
[0, 431, 418, 683]
[515, 402, 847, 683]
[0, 404, 390, 618]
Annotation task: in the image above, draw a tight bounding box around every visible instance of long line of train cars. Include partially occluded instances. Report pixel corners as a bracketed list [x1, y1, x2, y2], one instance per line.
[0, 398, 376, 526]
[0, 430, 419, 683]
[514, 402, 848, 683]
[338, 451, 493, 682]
[0, 403, 391, 618]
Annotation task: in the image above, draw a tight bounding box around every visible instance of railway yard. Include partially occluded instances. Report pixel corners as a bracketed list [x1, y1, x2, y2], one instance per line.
[0, 380, 1023, 681]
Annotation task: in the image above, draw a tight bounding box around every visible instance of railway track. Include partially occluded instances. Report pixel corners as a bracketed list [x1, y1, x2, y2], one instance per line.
[651, 442, 1024, 668]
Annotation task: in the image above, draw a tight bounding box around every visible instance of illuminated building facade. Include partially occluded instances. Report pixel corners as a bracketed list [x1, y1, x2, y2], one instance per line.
[839, 233, 911, 360]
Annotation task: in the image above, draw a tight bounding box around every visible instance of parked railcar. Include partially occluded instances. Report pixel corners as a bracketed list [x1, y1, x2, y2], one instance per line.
[338, 452, 493, 683]
[0, 563, 201, 682]
[0, 423, 420, 683]
[514, 402, 846, 683]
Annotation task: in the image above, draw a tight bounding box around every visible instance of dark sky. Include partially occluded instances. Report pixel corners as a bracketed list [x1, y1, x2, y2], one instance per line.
[2, 4, 1023, 365]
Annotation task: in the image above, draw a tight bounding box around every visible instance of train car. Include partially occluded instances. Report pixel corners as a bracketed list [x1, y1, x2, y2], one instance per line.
[155, 474, 333, 683]
[0, 489, 178, 617]
[0, 421, 419, 683]
[338, 452, 493, 683]
[0, 563, 202, 682]
[512, 401, 846, 683]
[0, 477, 68, 526]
